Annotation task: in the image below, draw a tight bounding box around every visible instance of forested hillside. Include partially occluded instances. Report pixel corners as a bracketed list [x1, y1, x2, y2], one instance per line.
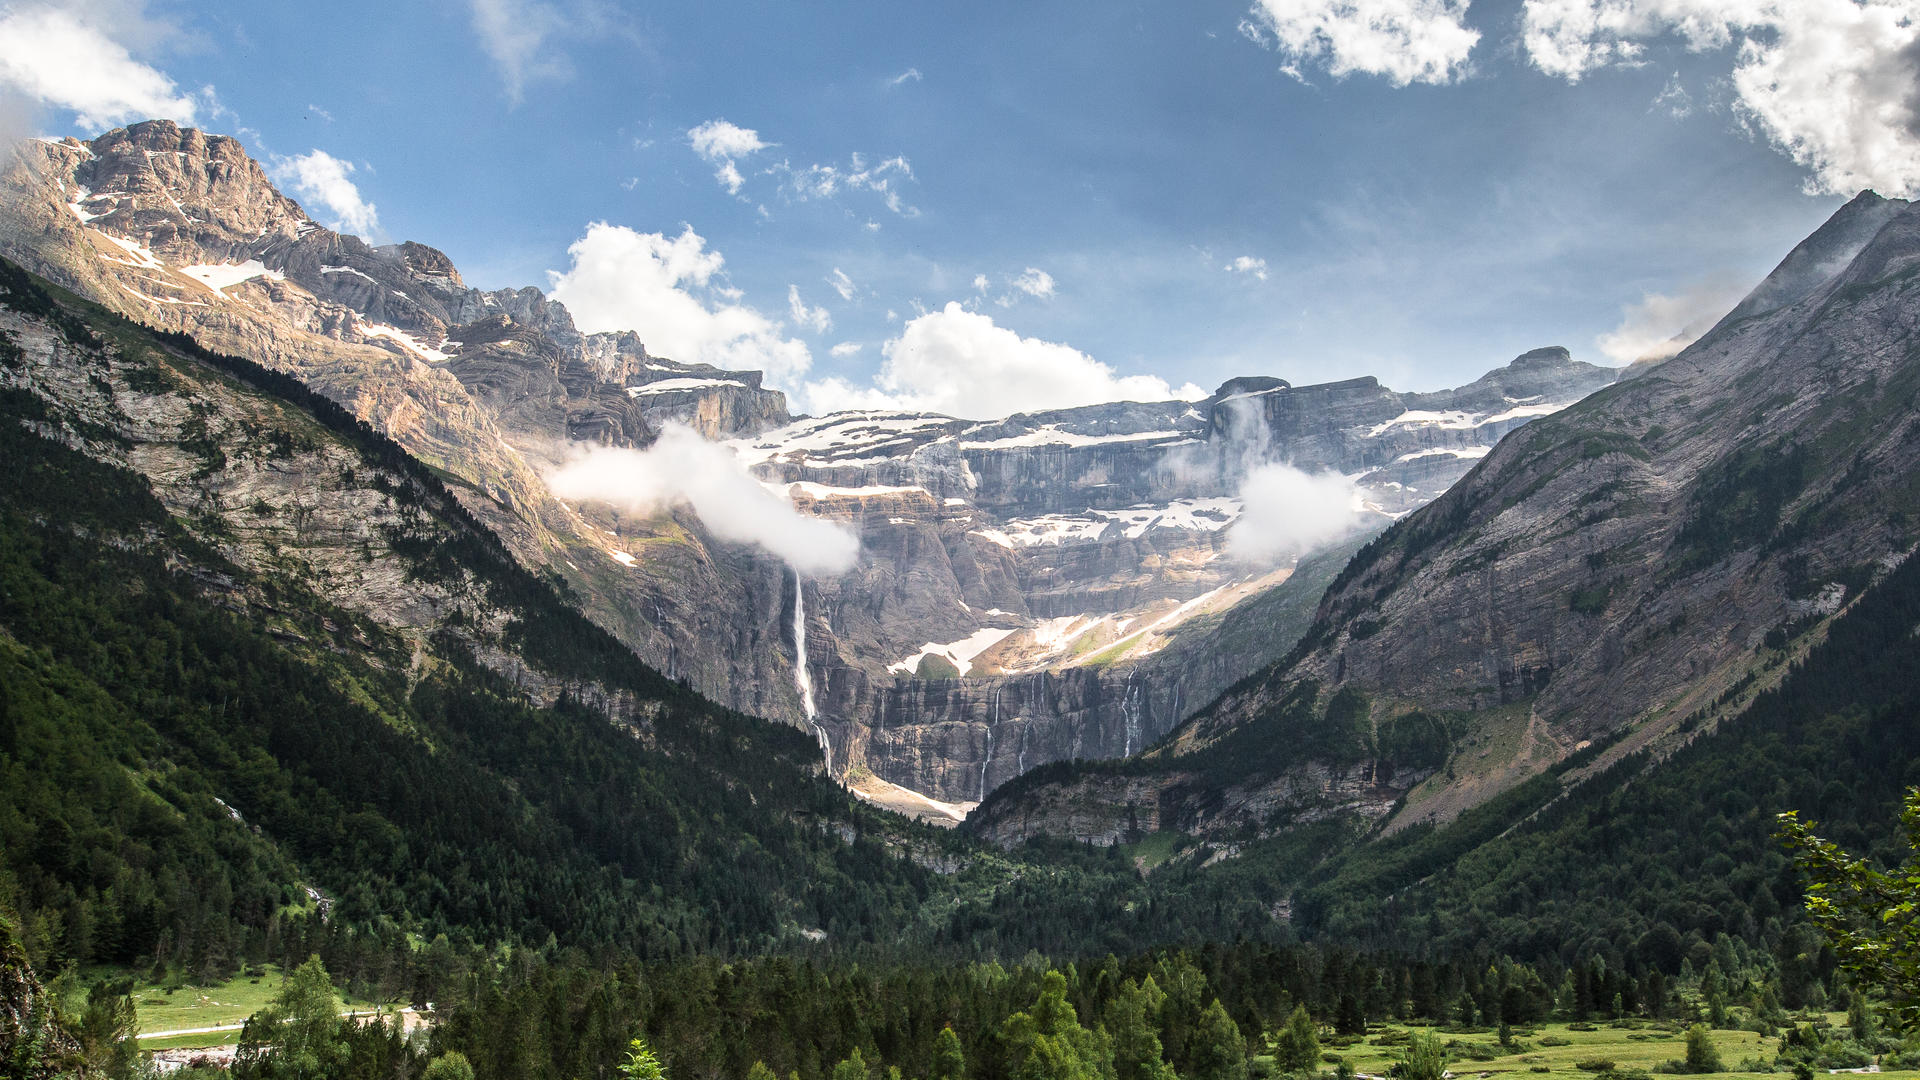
[0, 257, 937, 972]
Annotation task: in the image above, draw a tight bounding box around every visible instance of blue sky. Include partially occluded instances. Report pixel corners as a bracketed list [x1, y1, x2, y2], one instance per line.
[5, 0, 1918, 416]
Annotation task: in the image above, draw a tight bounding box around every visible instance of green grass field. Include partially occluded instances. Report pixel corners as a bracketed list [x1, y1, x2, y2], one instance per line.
[115, 965, 381, 1048]
[1263, 1018, 1916, 1080]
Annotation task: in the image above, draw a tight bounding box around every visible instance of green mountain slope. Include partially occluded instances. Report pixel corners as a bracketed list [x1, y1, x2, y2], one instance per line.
[1295, 530, 1920, 972]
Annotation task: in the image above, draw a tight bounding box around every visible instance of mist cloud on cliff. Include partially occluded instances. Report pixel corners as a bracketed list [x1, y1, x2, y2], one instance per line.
[545, 423, 860, 577]
[1182, 395, 1364, 565]
[1228, 462, 1364, 565]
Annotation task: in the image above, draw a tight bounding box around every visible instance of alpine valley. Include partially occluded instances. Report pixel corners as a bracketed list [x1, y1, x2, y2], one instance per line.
[5, 120, 1920, 1080]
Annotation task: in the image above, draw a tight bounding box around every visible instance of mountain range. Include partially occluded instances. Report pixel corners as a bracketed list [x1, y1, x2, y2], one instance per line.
[0, 120, 1622, 818]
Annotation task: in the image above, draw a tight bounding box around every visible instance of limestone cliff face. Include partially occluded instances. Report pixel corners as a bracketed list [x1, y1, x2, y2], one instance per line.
[972, 191, 1920, 847]
[741, 352, 1615, 807]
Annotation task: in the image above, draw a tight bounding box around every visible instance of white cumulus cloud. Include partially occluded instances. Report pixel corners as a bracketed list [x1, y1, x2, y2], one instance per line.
[1228, 463, 1365, 564]
[828, 268, 856, 301]
[1243, 0, 1480, 86]
[547, 222, 814, 384]
[1522, 0, 1920, 196]
[1595, 272, 1751, 364]
[546, 424, 859, 577]
[0, 6, 198, 131]
[787, 284, 832, 334]
[829, 341, 862, 357]
[801, 303, 1204, 420]
[270, 150, 381, 239]
[688, 118, 769, 195]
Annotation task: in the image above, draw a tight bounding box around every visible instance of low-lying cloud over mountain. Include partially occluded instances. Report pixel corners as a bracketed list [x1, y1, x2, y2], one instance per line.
[545, 424, 860, 577]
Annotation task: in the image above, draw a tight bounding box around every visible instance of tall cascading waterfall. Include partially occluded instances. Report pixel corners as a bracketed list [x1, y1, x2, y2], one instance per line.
[1121, 673, 1143, 757]
[979, 687, 1001, 801]
[791, 568, 833, 774]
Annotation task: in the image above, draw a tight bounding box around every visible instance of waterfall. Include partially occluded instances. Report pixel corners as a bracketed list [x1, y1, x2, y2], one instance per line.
[979, 687, 1000, 801]
[1016, 721, 1029, 777]
[1122, 674, 1143, 757]
[791, 568, 832, 774]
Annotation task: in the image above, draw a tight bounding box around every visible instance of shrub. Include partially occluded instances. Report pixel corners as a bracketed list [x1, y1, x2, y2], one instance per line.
[1684, 1024, 1724, 1073]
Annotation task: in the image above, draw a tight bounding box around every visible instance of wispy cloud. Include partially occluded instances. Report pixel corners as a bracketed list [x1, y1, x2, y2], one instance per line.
[1011, 267, 1055, 298]
[888, 67, 923, 87]
[1225, 255, 1269, 280]
[990, 267, 1055, 307]
[1229, 462, 1363, 564]
[775, 152, 918, 216]
[688, 118, 769, 195]
[787, 284, 832, 334]
[1594, 272, 1750, 365]
[466, 0, 569, 104]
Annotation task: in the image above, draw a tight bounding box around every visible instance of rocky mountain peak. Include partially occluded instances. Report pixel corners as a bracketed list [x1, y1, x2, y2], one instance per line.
[1509, 345, 1571, 368]
[1722, 190, 1910, 325]
[69, 119, 307, 264]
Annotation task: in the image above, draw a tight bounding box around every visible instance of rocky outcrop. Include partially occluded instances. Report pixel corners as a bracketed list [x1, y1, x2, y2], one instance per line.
[972, 191, 1920, 847]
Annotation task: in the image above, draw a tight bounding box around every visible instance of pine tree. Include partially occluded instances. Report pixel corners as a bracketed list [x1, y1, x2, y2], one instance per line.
[1271, 1005, 1319, 1073]
[834, 1046, 873, 1080]
[1394, 1032, 1448, 1080]
[1001, 971, 1114, 1080]
[1188, 999, 1247, 1080]
[1683, 1025, 1723, 1074]
[1107, 979, 1175, 1080]
[422, 1051, 476, 1080]
[621, 1037, 668, 1080]
[235, 954, 350, 1080]
[932, 1027, 967, 1080]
